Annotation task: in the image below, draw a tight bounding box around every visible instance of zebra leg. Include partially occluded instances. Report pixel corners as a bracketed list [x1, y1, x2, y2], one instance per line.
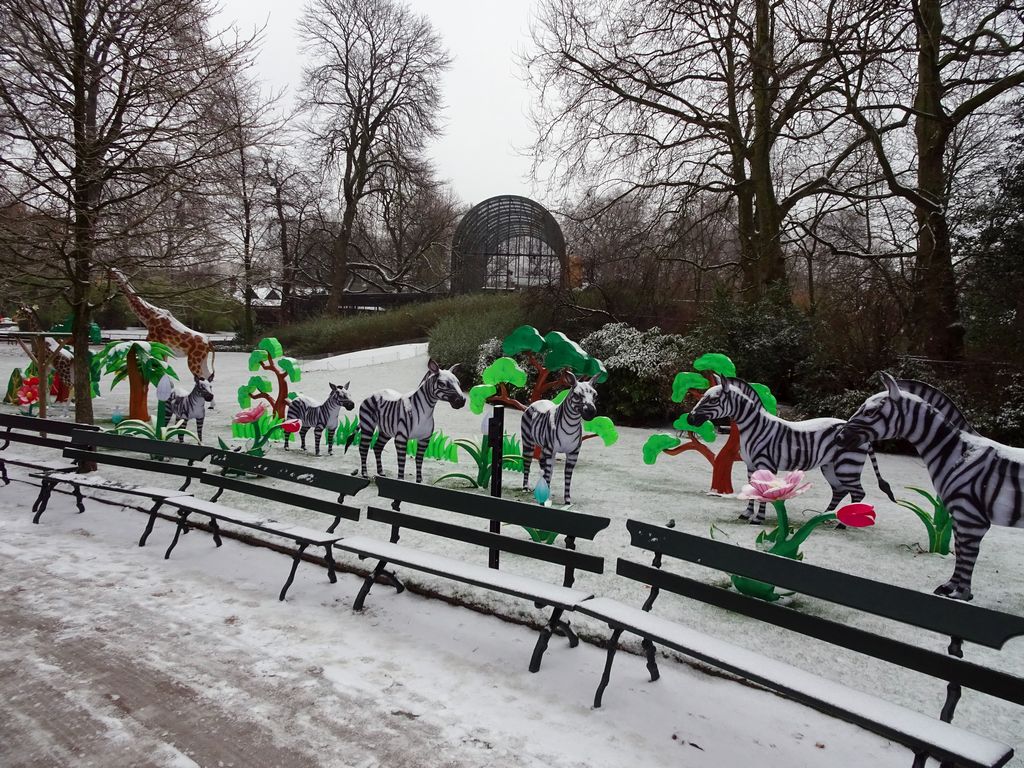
[563, 449, 580, 506]
[740, 465, 756, 521]
[374, 435, 390, 476]
[521, 439, 534, 491]
[540, 449, 555, 491]
[313, 426, 324, 456]
[937, 517, 987, 601]
[195, 418, 203, 444]
[300, 426, 309, 452]
[415, 440, 428, 484]
[326, 426, 335, 456]
[394, 436, 408, 480]
[359, 428, 373, 478]
[284, 431, 291, 450]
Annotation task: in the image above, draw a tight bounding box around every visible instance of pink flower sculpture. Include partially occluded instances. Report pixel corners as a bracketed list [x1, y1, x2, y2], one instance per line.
[233, 402, 267, 424]
[836, 502, 876, 528]
[16, 377, 40, 406]
[281, 419, 301, 434]
[737, 469, 811, 503]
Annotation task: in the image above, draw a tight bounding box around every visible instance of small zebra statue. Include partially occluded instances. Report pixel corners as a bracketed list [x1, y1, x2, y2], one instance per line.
[159, 375, 215, 443]
[284, 382, 355, 456]
[839, 372, 1024, 601]
[688, 375, 894, 523]
[521, 371, 598, 506]
[358, 359, 466, 482]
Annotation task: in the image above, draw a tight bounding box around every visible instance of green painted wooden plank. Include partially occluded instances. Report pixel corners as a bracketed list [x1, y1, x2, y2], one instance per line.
[374, 476, 610, 540]
[366, 506, 605, 573]
[200, 473, 360, 522]
[211, 451, 370, 496]
[625, 520, 1024, 649]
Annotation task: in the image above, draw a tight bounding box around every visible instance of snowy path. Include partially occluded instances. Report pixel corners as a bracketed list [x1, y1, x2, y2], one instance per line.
[0, 479, 914, 768]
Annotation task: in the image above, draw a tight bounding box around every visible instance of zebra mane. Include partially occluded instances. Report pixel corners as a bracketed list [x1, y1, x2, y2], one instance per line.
[894, 378, 977, 436]
[724, 376, 764, 409]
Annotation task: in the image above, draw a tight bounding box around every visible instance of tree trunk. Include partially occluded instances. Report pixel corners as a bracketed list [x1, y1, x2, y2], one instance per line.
[127, 347, 149, 421]
[910, 0, 963, 360]
[70, 252, 95, 426]
[330, 204, 358, 313]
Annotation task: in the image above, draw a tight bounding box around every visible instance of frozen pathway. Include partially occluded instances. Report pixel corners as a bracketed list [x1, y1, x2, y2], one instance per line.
[0, 474, 913, 768]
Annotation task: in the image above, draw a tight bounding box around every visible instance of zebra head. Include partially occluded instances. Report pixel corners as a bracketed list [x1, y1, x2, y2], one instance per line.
[836, 372, 908, 449]
[563, 371, 598, 420]
[193, 376, 215, 402]
[427, 359, 466, 409]
[687, 376, 754, 427]
[327, 381, 355, 411]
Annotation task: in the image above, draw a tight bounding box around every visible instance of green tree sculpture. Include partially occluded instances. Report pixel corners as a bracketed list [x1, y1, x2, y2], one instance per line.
[96, 340, 178, 422]
[641, 353, 775, 494]
[238, 337, 302, 418]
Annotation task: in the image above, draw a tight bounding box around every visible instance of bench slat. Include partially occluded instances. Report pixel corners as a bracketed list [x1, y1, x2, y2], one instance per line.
[625, 520, 1024, 649]
[367, 506, 605, 574]
[63, 448, 205, 479]
[200, 473, 360, 523]
[2, 432, 76, 450]
[577, 596, 1014, 768]
[69, 429, 215, 462]
[0, 414, 98, 436]
[374, 476, 611, 539]
[163, 497, 342, 544]
[210, 451, 370, 496]
[617, 558, 1024, 705]
[336, 535, 593, 609]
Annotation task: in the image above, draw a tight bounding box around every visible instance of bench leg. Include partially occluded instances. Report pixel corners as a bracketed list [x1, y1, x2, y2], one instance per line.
[530, 606, 568, 673]
[164, 513, 191, 559]
[642, 638, 660, 682]
[324, 544, 338, 584]
[138, 499, 168, 547]
[0, 459, 7, 485]
[209, 518, 223, 548]
[32, 480, 55, 523]
[279, 543, 310, 601]
[353, 559, 398, 611]
[593, 627, 624, 708]
[327, 514, 342, 534]
[552, 616, 580, 648]
[71, 484, 85, 514]
[911, 751, 929, 768]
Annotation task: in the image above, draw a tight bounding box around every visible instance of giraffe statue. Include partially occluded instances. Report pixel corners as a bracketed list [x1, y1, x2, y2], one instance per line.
[13, 306, 75, 403]
[109, 269, 216, 381]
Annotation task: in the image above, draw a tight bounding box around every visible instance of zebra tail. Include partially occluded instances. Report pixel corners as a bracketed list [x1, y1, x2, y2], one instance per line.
[867, 445, 896, 502]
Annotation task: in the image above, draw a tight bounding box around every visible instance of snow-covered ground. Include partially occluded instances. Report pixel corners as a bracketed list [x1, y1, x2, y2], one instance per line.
[2, 342, 1022, 766]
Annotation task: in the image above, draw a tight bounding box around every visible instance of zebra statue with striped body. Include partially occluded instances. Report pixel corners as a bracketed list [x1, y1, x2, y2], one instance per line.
[358, 359, 466, 482]
[161, 376, 215, 443]
[284, 382, 354, 456]
[838, 372, 1024, 601]
[688, 376, 894, 523]
[521, 372, 598, 506]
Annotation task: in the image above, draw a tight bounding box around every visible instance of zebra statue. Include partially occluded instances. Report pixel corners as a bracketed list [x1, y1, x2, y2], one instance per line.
[358, 359, 466, 482]
[521, 372, 598, 506]
[159, 375, 214, 443]
[688, 375, 894, 523]
[284, 382, 355, 456]
[838, 372, 1024, 601]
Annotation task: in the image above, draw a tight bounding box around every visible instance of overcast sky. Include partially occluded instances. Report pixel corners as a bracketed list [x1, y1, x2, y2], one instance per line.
[217, 0, 542, 207]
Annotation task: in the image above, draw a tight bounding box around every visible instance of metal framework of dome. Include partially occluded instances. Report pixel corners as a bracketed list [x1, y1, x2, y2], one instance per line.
[450, 195, 567, 293]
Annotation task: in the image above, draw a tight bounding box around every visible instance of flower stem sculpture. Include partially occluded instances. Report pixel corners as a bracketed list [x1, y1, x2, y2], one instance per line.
[728, 470, 876, 601]
[897, 486, 952, 555]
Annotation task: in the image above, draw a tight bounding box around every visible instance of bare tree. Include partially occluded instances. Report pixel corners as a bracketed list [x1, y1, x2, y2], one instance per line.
[0, 0, 258, 423]
[827, 0, 1024, 359]
[297, 0, 451, 312]
[526, 0, 874, 299]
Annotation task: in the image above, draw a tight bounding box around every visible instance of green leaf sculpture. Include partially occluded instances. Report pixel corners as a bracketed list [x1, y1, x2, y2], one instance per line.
[583, 416, 618, 446]
[503, 324, 546, 356]
[673, 413, 718, 443]
[672, 372, 710, 403]
[469, 384, 498, 415]
[693, 352, 737, 378]
[483, 357, 527, 388]
[643, 433, 683, 464]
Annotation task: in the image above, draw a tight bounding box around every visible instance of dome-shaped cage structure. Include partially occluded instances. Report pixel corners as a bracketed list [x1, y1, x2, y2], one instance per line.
[450, 195, 567, 293]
